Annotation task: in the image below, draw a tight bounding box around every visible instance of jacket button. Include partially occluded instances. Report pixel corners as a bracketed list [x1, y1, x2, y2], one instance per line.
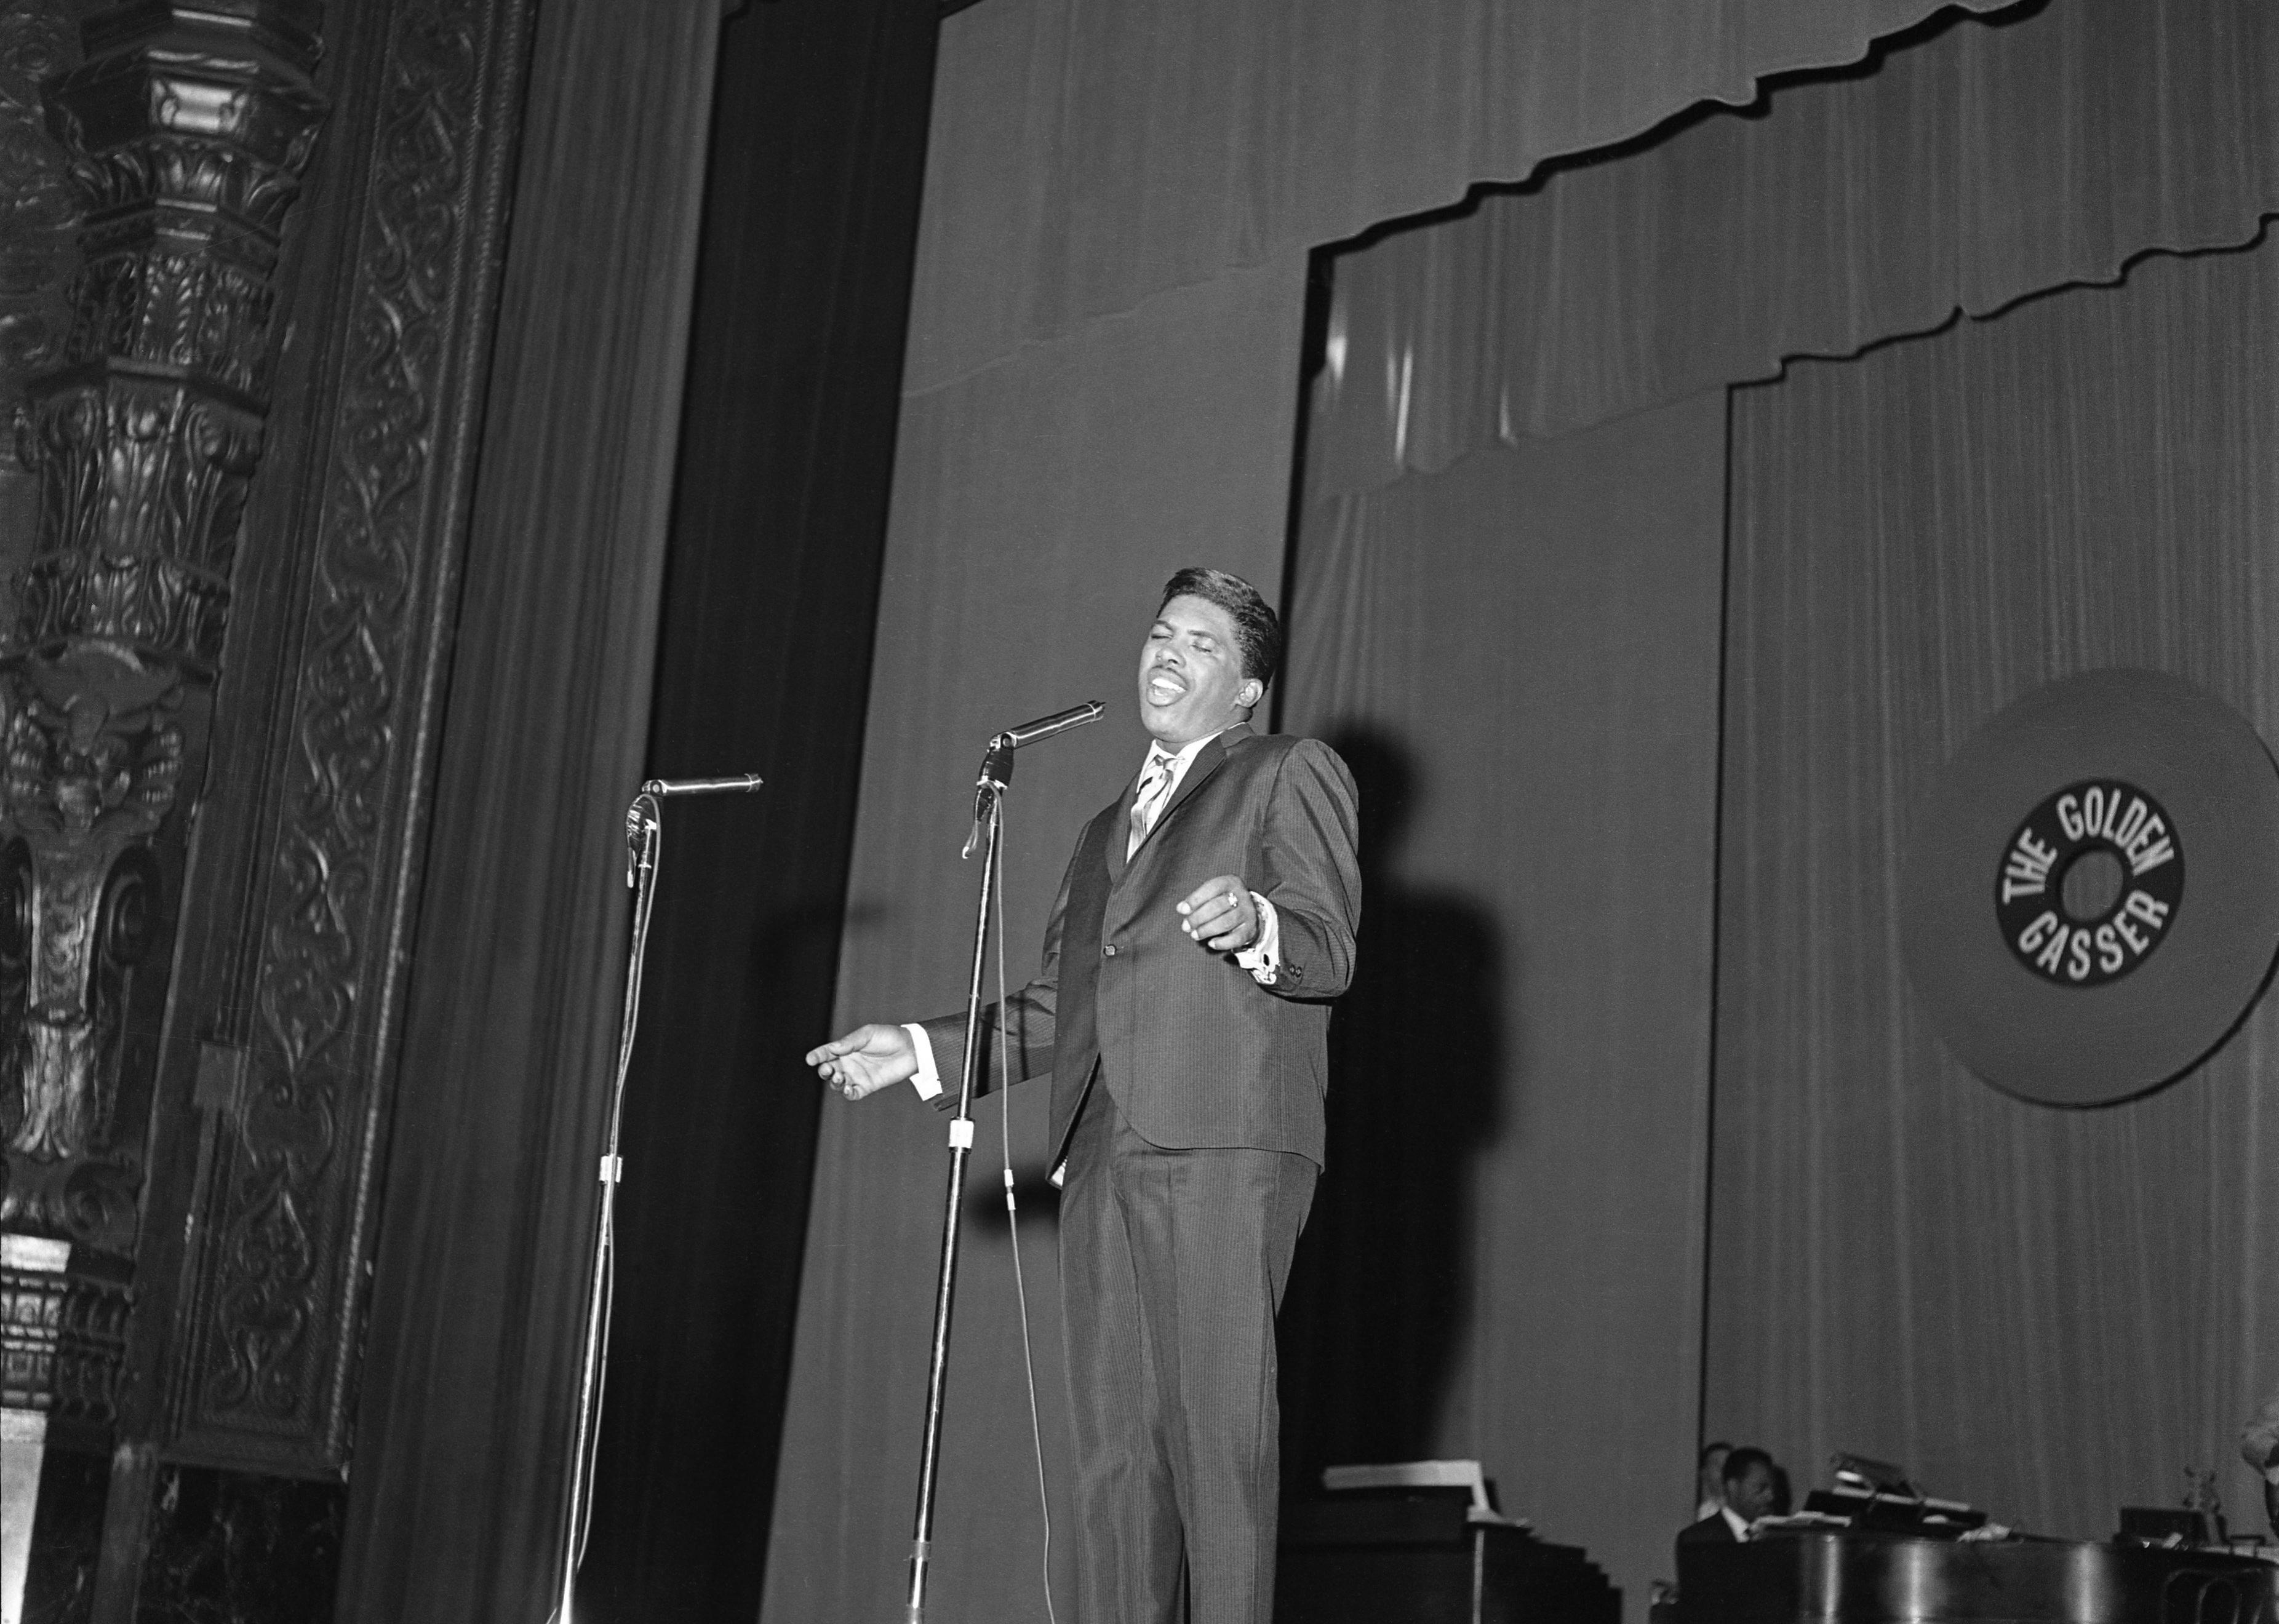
[1103, 944, 1117, 957]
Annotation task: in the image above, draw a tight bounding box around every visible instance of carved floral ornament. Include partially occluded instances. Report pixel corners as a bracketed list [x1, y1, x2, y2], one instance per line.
[15, 383, 253, 666]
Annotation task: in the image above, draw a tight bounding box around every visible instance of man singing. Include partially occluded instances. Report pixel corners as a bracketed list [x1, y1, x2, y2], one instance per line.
[806, 567, 1360, 1623]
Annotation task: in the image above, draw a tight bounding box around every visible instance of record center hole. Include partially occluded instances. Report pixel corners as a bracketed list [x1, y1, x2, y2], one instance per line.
[2060, 848, 2126, 922]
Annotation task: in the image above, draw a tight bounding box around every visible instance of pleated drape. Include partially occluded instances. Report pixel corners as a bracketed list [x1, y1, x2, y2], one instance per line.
[569, 2, 946, 1616]
[1312, 0, 2279, 496]
[903, 0, 2017, 392]
[335, 3, 724, 1616]
[1710, 231, 2279, 1540]
[1266, 0, 2279, 1604]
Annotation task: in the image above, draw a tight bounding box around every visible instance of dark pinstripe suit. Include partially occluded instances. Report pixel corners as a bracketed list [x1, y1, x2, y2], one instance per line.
[928, 725, 1360, 1623]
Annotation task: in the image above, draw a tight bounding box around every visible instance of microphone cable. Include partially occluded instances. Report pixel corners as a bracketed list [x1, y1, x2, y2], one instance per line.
[993, 798, 1060, 1624]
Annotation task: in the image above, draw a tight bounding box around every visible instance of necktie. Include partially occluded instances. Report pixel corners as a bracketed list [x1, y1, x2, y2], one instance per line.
[1127, 750, 1173, 857]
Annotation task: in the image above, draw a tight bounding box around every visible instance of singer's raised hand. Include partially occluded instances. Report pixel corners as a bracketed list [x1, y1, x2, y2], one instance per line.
[1176, 874, 1256, 952]
[804, 1023, 918, 1101]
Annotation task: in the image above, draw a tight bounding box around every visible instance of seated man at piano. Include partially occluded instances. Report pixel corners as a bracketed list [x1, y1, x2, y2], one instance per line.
[1679, 1446, 1781, 1550]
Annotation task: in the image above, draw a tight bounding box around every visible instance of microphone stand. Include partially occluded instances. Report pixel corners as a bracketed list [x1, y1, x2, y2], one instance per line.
[906, 733, 1015, 1624]
[551, 773, 760, 1624]
[900, 701, 1097, 1622]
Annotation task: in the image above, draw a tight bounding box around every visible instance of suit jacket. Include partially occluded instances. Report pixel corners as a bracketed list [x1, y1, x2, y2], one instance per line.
[1676, 1512, 1741, 1548]
[926, 725, 1360, 1170]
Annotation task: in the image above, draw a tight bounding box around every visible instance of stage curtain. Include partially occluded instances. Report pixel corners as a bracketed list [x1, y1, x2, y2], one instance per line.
[1707, 232, 2279, 1537]
[781, 2, 2021, 1615]
[333, 2, 722, 1617]
[572, 2, 942, 1618]
[1312, 0, 2279, 498]
[904, 0, 2016, 392]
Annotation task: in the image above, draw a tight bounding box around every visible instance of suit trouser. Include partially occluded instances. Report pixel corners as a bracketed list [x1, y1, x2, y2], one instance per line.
[1058, 1084, 1318, 1624]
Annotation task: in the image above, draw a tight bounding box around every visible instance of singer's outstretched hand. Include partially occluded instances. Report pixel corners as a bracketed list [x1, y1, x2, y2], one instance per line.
[805, 1023, 918, 1101]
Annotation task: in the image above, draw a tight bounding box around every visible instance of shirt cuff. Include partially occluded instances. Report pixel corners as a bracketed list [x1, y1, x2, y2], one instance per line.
[1233, 893, 1281, 984]
[902, 1022, 942, 1101]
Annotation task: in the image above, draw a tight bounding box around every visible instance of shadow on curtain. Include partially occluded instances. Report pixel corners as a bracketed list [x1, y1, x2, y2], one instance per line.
[1279, 725, 1507, 1476]
[1277, 394, 1731, 1612]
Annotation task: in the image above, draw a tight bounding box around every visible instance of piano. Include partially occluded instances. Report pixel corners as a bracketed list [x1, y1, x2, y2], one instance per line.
[1680, 1527, 2279, 1624]
[1277, 1492, 1621, 1624]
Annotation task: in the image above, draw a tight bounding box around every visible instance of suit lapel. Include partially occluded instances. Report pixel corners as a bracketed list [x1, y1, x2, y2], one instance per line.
[1153, 727, 1235, 833]
[1106, 767, 1140, 886]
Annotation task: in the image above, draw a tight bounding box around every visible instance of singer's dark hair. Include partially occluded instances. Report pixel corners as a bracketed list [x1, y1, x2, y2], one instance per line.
[1159, 567, 1282, 688]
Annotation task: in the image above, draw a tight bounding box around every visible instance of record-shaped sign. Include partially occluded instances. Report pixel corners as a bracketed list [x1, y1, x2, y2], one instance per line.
[1901, 669, 2279, 1106]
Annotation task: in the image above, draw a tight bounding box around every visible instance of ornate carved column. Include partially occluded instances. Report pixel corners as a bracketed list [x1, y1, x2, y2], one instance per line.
[0, 1, 80, 577]
[8, 0, 700, 1612]
[12, 0, 325, 1230]
[1, 0, 324, 1596]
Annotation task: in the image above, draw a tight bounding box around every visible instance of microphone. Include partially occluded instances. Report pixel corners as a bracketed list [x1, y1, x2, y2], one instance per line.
[978, 702, 1106, 787]
[625, 774, 763, 883]
[641, 773, 764, 797]
[964, 702, 1106, 857]
[994, 701, 1106, 752]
